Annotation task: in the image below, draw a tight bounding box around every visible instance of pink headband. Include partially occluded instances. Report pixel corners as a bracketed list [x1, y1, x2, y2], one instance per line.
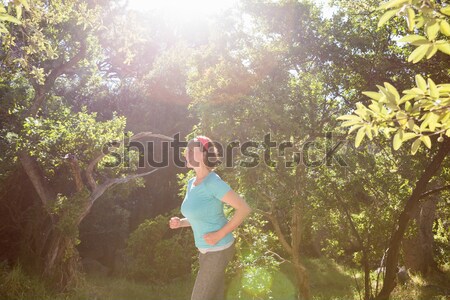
[196, 136, 210, 151]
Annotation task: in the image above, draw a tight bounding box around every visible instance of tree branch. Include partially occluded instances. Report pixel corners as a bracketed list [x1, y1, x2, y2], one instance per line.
[85, 132, 174, 191]
[28, 40, 87, 117]
[256, 190, 293, 255]
[420, 185, 450, 199]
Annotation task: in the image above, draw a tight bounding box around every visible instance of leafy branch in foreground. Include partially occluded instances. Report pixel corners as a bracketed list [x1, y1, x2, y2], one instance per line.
[339, 0, 450, 154]
[338, 76, 450, 154]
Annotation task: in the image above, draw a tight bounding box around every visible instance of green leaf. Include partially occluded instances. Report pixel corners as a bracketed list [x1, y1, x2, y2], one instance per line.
[337, 114, 361, 121]
[385, 82, 400, 103]
[362, 91, 382, 101]
[403, 132, 417, 142]
[428, 78, 438, 98]
[438, 84, 450, 93]
[437, 42, 450, 55]
[348, 124, 364, 134]
[426, 20, 440, 40]
[0, 13, 22, 24]
[342, 120, 363, 127]
[398, 35, 428, 43]
[19, 0, 30, 11]
[415, 74, 427, 91]
[378, 0, 409, 10]
[407, 118, 415, 130]
[441, 6, 450, 16]
[440, 20, 450, 36]
[393, 130, 403, 150]
[396, 110, 408, 126]
[408, 44, 430, 63]
[420, 135, 432, 149]
[365, 126, 373, 140]
[378, 9, 400, 28]
[355, 126, 366, 148]
[411, 138, 421, 155]
[425, 44, 438, 59]
[16, 5, 22, 20]
[420, 112, 439, 131]
[406, 7, 415, 31]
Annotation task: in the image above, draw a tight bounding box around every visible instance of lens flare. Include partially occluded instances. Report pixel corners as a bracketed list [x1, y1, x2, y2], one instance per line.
[241, 266, 273, 297]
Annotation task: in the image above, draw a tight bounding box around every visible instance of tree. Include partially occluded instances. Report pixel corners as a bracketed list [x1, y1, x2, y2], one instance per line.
[1, 0, 173, 290]
[338, 1, 450, 299]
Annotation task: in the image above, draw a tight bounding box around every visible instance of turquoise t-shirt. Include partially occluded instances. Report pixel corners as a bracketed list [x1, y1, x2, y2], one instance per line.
[180, 171, 234, 249]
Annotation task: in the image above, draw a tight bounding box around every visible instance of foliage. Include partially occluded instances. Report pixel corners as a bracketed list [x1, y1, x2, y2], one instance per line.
[0, 262, 48, 300]
[338, 0, 450, 154]
[227, 213, 283, 299]
[125, 210, 196, 284]
[0, 0, 28, 35]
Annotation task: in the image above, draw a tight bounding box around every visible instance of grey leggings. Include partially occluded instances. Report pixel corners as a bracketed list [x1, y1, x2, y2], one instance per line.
[191, 243, 236, 300]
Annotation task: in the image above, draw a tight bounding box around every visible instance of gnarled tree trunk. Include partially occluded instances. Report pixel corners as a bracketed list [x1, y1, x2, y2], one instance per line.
[402, 195, 439, 276]
[18, 134, 171, 291]
[375, 138, 450, 300]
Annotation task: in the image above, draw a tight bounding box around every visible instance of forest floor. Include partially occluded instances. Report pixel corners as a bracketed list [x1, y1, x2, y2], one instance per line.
[1, 257, 449, 300]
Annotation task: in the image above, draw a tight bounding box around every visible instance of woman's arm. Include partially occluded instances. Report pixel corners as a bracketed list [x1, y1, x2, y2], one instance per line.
[169, 217, 191, 229]
[180, 218, 191, 227]
[203, 190, 252, 245]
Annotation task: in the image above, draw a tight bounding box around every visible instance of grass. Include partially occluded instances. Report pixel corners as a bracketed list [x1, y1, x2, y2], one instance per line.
[1, 258, 449, 300]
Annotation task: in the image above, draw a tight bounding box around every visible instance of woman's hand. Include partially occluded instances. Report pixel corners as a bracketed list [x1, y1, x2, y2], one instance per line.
[169, 217, 190, 229]
[169, 217, 182, 229]
[203, 231, 223, 246]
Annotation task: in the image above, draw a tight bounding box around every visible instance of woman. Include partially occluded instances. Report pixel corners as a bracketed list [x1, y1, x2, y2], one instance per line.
[169, 135, 252, 300]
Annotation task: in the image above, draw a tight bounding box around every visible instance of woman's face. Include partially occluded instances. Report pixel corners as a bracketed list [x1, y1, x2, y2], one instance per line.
[184, 140, 204, 169]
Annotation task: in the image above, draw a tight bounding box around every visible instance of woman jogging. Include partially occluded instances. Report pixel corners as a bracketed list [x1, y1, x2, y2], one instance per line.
[169, 135, 252, 300]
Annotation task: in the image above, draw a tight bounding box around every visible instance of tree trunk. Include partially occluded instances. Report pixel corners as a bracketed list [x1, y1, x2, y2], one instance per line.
[375, 138, 450, 300]
[402, 195, 438, 276]
[41, 228, 83, 290]
[291, 203, 311, 300]
[292, 255, 311, 300]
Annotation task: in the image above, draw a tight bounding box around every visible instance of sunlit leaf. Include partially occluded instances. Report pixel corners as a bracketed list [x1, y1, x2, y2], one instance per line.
[385, 82, 400, 104]
[378, 0, 409, 10]
[425, 20, 440, 40]
[393, 130, 403, 150]
[378, 9, 400, 27]
[441, 6, 450, 16]
[348, 124, 364, 134]
[440, 20, 450, 36]
[396, 110, 408, 126]
[415, 74, 427, 91]
[398, 35, 427, 43]
[406, 7, 415, 31]
[408, 44, 430, 63]
[411, 138, 421, 154]
[16, 5, 22, 19]
[0, 13, 22, 24]
[436, 42, 450, 55]
[355, 126, 366, 148]
[428, 78, 438, 98]
[407, 118, 414, 130]
[425, 44, 438, 59]
[337, 114, 362, 121]
[362, 91, 382, 101]
[403, 132, 417, 142]
[19, 0, 30, 11]
[420, 135, 432, 149]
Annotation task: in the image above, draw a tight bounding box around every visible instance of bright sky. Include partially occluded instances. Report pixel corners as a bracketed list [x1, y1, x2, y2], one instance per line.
[127, 0, 238, 19]
[127, 0, 336, 20]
